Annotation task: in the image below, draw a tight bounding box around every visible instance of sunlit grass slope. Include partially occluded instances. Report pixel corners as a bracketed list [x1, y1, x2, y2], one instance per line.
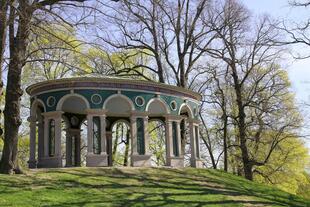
[0, 167, 309, 206]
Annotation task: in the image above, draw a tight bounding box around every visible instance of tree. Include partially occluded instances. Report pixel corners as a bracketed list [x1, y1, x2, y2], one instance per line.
[202, 66, 230, 171]
[289, 0, 310, 7]
[203, 0, 303, 180]
[254, 135, 309, 194]
[276, 1, 310, 59]
[98, 0, 216, 88]
[148, 121, 166, 166]
[0, 0, 119, 174]
[76, 48, 154, 80]
[24, 24, 83, 82]
[0, 0, 7, 98]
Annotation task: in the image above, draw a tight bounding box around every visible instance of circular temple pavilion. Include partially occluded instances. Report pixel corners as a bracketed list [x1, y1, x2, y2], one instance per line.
[26, 77, 202, 168]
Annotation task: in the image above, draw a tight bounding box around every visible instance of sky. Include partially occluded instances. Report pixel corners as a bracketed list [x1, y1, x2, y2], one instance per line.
[240, 0, 310, 148]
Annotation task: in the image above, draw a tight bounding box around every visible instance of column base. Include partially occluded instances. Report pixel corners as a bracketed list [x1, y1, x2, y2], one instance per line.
[191, 158, 204, 168]
[37, 156, 62, 168]
[28, 159, 37, 169]
[131, 154, 152, 167]
[86, 153, 108, 167]
[169, 156, 184, 168]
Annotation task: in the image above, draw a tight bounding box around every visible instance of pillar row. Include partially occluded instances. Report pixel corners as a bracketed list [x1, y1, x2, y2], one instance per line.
[100, 115, 107, 155]
[189, 119, 202, 168]
[165, 115, 184, 168]
[85, 109, 108, 167]
[86, 114, 94, 154]
[165, 118, 173, 166]
[130, 111, 151, 167]
[130, 116, 138, 156]
[41, 111, 64, 168]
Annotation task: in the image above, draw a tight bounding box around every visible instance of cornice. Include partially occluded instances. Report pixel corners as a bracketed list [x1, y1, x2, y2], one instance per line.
[26, 77, 202, 101]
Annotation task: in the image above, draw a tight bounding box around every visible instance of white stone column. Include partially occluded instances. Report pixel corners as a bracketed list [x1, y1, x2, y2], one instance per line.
[130, 111, 151, 167]
[189, 121, 197, 167]
[87, 114, 94, 154]
[42, 111, 64, 168]
[195, 124, 201, 159]
[176, 121, 182, 157]
[188, 119, 203, 168]
[85, 109, 108, 167]
[54, 115, 62, 157]
[28, 116, 37, 168]
[130, 116, 138, 155]
[100, 115, 107, 155]
[165, 118, 173, 165]
[165, 115, 184, 168]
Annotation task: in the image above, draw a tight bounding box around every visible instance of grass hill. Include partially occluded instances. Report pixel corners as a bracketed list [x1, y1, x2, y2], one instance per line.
[0, 167, 309, 207]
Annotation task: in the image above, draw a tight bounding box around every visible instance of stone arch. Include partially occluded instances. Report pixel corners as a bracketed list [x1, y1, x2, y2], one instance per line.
[110, 119, 130, 130]
[29, 98, 46, 168]
[56, 93, 90, 113]
[30, 99, 46, 117]
[145, 98, 170, 116]
[109, 118, 131, 166]
[103, 94, 135, 115]
[178, 103, 193, 119]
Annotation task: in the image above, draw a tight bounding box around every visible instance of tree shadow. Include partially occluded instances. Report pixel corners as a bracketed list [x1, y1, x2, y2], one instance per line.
[0, 167, 308, 207]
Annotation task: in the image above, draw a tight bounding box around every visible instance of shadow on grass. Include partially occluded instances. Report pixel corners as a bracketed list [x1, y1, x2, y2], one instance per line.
[0, 167, 309, 207]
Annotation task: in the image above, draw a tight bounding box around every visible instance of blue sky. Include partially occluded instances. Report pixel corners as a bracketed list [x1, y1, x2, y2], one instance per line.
[241, 0, 310, 148]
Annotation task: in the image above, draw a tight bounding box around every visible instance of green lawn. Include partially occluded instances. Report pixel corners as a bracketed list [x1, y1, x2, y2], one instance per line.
[0, 167, 309, 207]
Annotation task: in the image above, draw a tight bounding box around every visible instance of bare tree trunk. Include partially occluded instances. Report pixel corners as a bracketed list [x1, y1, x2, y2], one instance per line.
[0, 1, 33, 174]
[0, 0, 8, 140]
[231, 67, 253, 180]
[199, 114, 217, 169]
[112, 123, 119, 164]
[223, 114, 228, 172]
[0, 0, 7, 90]
[123, 130, 130, 166]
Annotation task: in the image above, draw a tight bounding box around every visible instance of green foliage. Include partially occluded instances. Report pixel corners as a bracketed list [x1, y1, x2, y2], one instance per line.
[17, 136, 30, 169]
[254, 136, 310, 195]
[24, 23, 82, 82]
[148, 121, 166, 166]
[112, 122, 130, 166]
[297, 172, 310, 199]
[0, 167, 308, 206]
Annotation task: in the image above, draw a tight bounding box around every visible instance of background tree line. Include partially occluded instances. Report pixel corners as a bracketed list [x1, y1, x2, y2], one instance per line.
[0, 0, 309, 199]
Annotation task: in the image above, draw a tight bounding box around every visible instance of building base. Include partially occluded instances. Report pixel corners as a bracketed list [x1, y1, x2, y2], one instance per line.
[37, 156, 62, 168]
[190, 158, 204, 168]
[170, 157, 184, 168]
[28, 159, 37, 169]
[131, 154, 152, 167]
[86, 153, 108, 167]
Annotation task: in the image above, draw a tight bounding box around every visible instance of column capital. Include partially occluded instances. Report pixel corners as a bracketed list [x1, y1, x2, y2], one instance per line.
[130, 115, 137, 122]
[85, 109, 107, 116]
[131, 110, 149, 117]
[66, 128, 82, 133]
[165, 115, 183, 122]
[187, 118, 201, 125]
[42, 111, 64, 119]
